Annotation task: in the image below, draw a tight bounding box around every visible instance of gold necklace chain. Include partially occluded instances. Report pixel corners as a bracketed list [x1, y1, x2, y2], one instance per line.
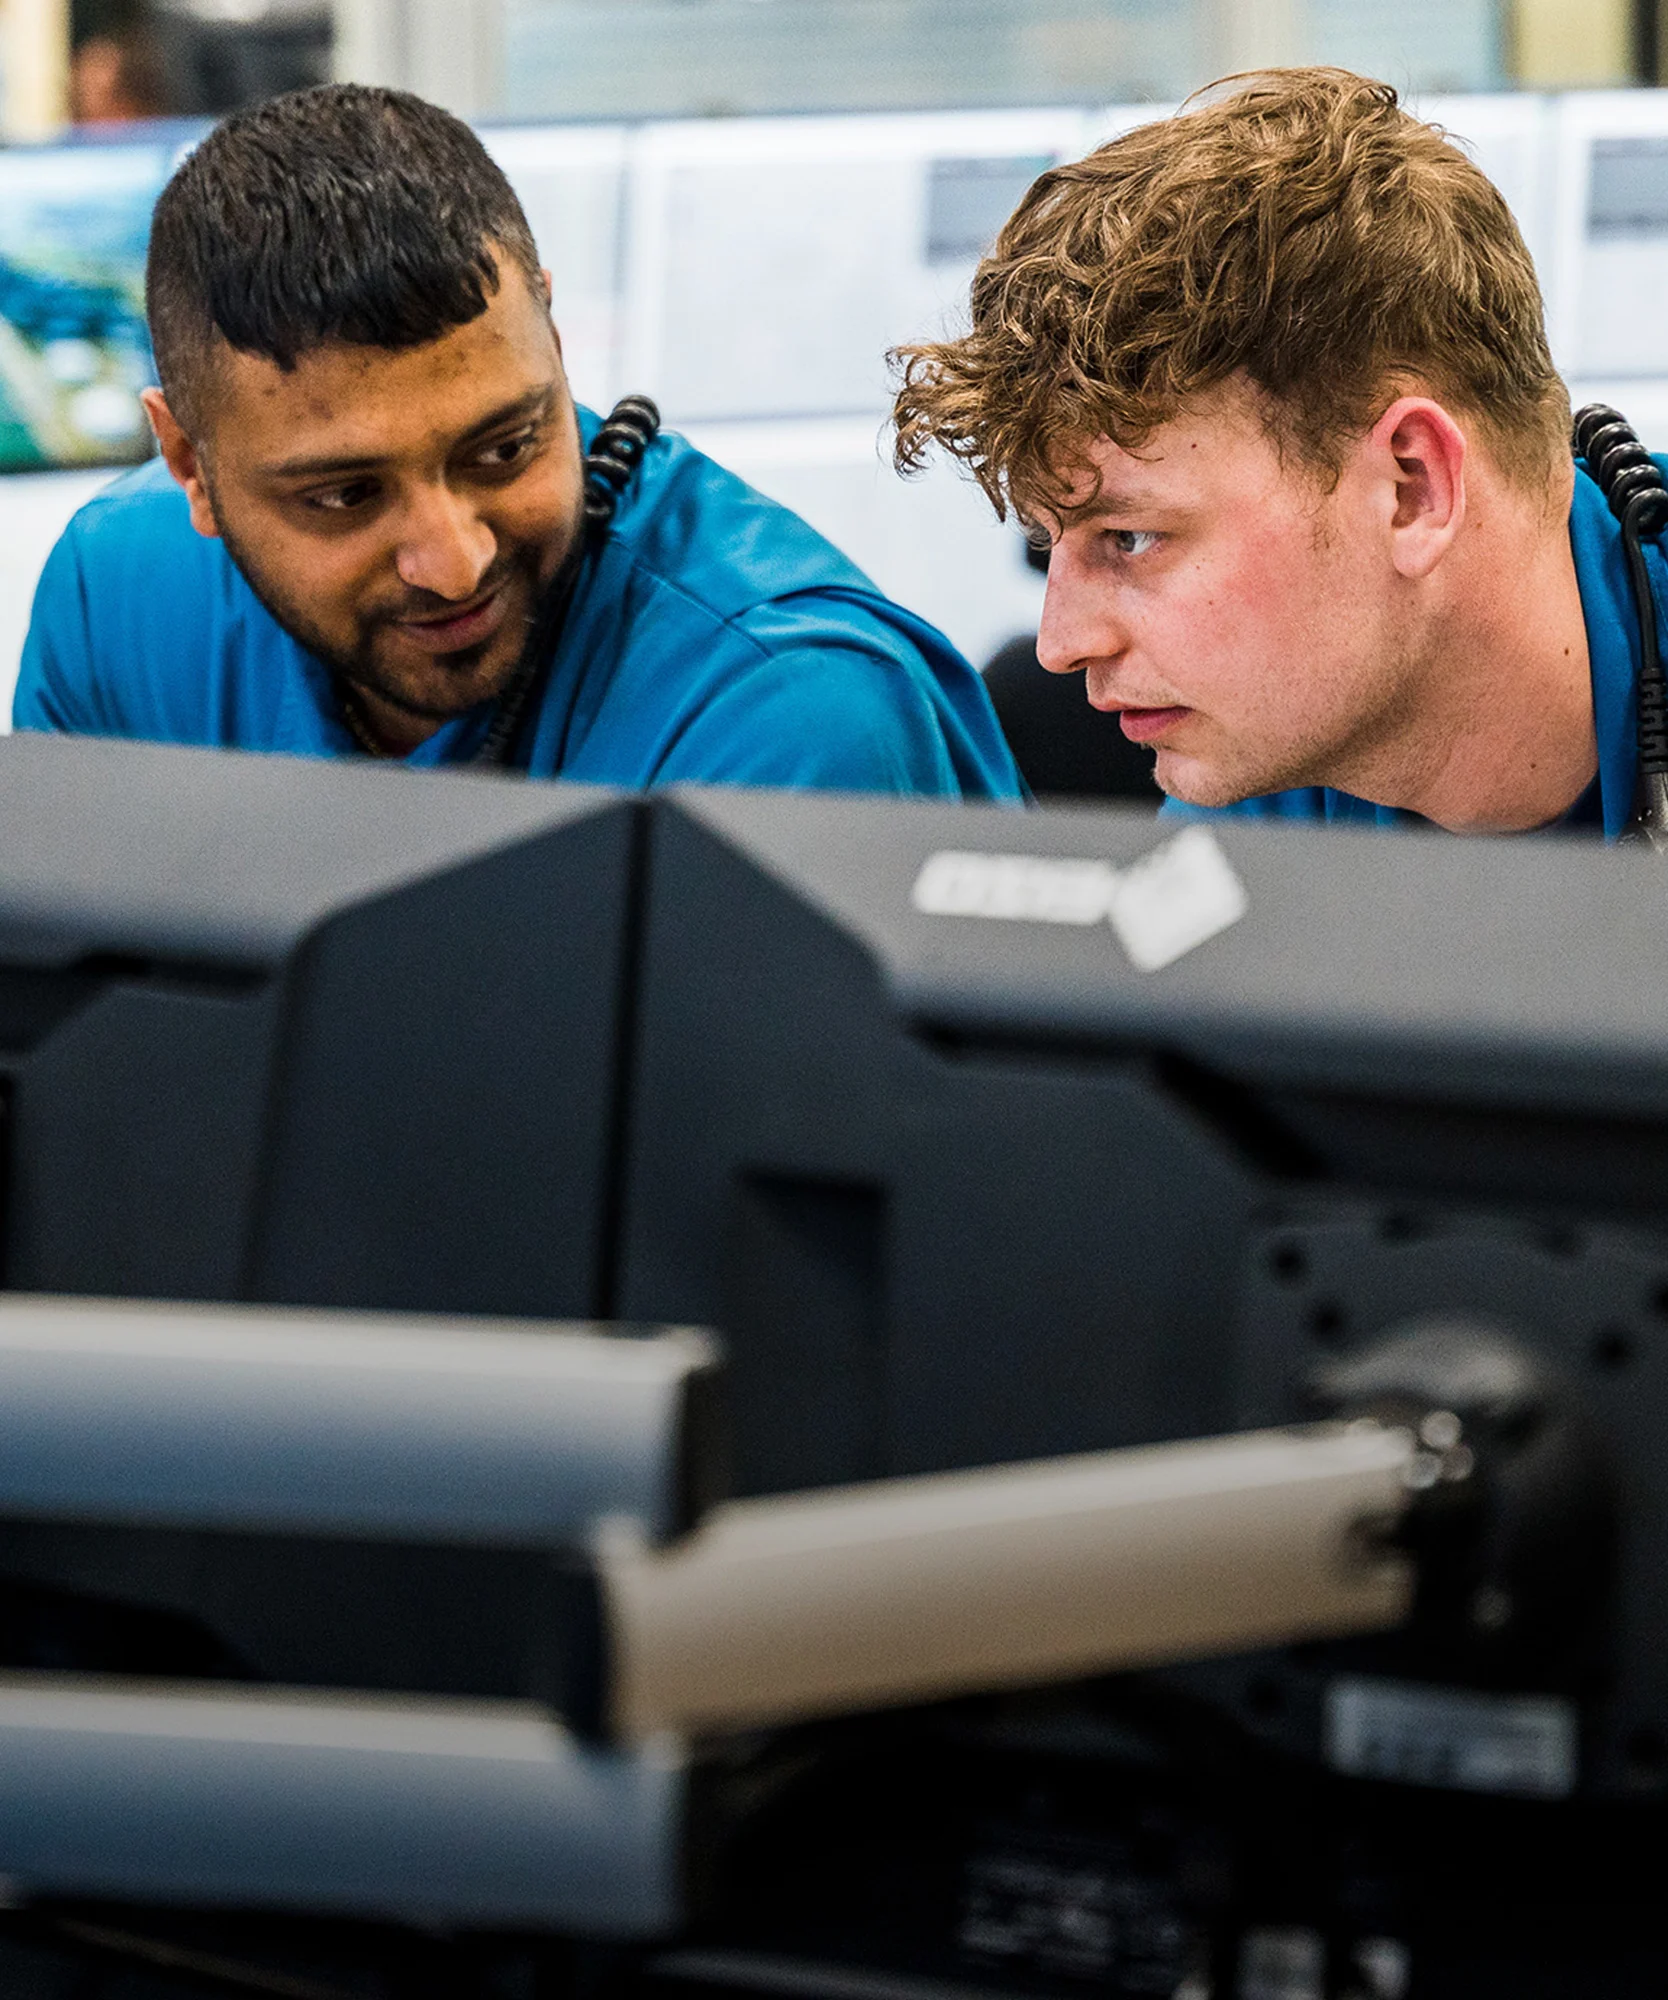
[339, 685, 390, 757]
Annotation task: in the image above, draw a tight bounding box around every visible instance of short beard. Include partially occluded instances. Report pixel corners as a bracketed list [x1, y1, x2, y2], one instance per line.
[213, 506, 555, 723]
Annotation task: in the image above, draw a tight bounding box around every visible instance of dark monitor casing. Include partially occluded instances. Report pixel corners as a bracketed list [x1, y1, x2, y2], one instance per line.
[618, 786, 1668, 1801]
[6, 746, 1668, 1805]
[0, 734, 635, 1320]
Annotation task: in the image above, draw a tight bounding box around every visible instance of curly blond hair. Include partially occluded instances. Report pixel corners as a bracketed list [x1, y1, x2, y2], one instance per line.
[892, 69, 1568, 520]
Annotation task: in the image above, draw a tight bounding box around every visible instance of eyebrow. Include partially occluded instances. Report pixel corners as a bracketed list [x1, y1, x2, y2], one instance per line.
[1067, 484, 1171, 522]
[258, 385, 557, 481]
[1021, 483, 1173, 538]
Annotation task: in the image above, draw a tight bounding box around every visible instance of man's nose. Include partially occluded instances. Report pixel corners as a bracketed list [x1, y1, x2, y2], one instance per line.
[1035, 545, 1124, 677]
[394, 486, 497, 600]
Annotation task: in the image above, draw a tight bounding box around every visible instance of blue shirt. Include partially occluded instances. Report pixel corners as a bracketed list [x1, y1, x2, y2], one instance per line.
[1164, 461, 1658, 839]
[13, 407, 1022, 802]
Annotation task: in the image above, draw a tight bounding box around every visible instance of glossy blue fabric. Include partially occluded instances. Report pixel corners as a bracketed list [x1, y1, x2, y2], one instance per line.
[1162, 461, 1661, 839]
[14, 407, 1023, 802]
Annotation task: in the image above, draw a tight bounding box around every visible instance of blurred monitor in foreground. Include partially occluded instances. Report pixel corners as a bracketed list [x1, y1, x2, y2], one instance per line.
[0, 733, 635, 1317]
[0, 776, 1665, 1992]
[617, 787, 1668, 1808]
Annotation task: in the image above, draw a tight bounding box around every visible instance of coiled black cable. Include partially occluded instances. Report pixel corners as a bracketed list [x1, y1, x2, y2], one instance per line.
[471, 392, 662, 768]
[582, 392, 661, 531]
[1572, 403, 1668, 847]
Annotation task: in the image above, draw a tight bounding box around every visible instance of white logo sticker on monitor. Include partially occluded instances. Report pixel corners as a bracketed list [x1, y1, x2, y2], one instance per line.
[1104, 825, 1249, 972]
[911, 825, 1247, 973]
[909, 850, 1117, 925]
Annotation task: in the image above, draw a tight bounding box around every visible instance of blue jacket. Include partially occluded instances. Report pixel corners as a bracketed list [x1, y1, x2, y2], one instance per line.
[13, 407, 1023, 802]
[1165, 461, 1656, 838]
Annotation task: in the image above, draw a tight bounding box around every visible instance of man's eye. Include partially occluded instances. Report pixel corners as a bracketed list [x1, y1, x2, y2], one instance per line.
[307, 480, 378, 513]
[477, 428, 540, 469]
[1108, 529, 1160, 557]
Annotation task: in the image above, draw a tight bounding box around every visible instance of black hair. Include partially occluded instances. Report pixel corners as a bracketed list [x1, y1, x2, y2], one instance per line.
[72, 0, 147, 46]
[146, 83, 543, 429]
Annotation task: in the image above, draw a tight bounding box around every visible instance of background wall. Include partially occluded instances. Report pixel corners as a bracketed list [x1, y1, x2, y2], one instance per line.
[334, 0, 1593, 120]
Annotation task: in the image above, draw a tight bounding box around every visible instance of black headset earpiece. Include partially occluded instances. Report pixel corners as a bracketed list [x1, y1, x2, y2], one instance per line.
[1574, 403, 1668, 848]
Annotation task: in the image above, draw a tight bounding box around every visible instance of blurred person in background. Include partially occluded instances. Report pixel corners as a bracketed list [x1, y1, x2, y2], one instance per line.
[16, 86, 1021, 799]
[895, 69, 1647, 838]
[71, 0, 330, 125]
[70, 0, 172, 122]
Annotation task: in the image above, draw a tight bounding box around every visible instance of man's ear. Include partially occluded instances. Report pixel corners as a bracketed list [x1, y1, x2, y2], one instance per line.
[139, 388, 220, 540]
[1369, 396, 1467, 580]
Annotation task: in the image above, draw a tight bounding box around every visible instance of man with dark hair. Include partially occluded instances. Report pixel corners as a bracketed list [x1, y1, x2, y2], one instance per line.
[17, 86, 1020, 798]
[895, 71, 1628, 834]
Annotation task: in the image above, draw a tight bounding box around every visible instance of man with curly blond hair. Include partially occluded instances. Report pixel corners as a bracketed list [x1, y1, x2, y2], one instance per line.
[894, 69, 1642, 835]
